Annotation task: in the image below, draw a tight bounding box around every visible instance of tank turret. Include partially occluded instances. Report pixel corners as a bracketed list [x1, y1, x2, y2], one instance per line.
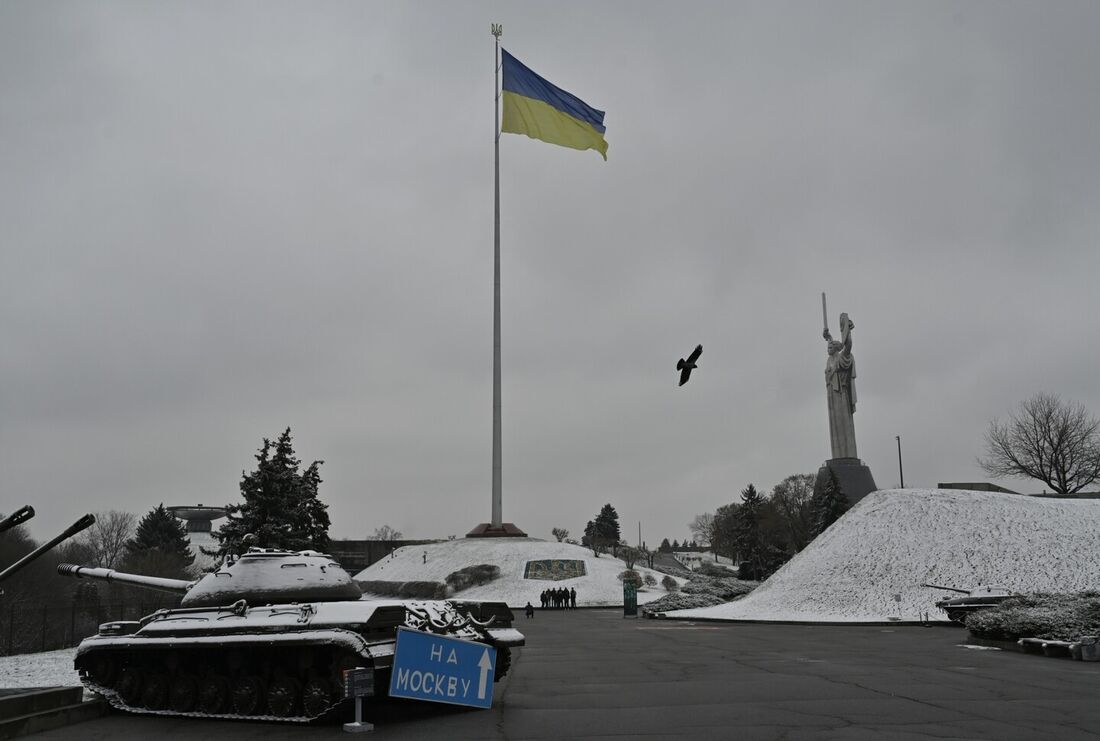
[56, 544, 524, 722]
[60, 547, 364, 607]
[0, 513, 95, 587]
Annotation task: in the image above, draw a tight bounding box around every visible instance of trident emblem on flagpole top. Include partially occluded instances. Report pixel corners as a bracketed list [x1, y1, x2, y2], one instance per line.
[491, 23, 502, 38]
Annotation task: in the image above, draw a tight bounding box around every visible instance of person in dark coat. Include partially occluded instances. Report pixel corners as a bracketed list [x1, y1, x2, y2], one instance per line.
[525, 602, 534, 619]
[570, 587, 577, 609]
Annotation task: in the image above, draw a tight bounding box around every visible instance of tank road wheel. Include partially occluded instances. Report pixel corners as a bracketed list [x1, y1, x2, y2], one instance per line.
[197, 675, 230, 715]
[494, 647, 512, 681]
[301, 678, 336, 719]
[168, 673, 199, 713]
[266, 676, 301, 718]
[141, 673, 169, 710]
[86, 653, 118, 688]
[231, 674, 266, 716]
[116, 667, 144, 706]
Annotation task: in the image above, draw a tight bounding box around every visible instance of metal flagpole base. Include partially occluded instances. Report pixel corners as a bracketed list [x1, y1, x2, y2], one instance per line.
[343, 697, 374, 733]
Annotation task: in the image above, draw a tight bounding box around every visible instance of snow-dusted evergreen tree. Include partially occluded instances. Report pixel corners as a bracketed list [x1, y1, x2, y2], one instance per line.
[810, 467, 850, 537]
[215, 428, 331, 554]
[124, 503, 194, 578]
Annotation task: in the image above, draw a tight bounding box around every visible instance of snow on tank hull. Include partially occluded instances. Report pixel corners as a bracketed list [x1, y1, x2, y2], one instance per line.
[72, 598, 523, 722]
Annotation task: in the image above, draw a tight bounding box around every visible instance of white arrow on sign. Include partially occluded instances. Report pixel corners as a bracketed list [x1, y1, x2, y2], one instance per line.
[477, 649, 493, 700]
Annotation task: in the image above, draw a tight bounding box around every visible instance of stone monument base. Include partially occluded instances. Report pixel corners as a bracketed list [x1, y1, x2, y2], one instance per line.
[815, 457, 878, 506]
[466, 522, 528, 538]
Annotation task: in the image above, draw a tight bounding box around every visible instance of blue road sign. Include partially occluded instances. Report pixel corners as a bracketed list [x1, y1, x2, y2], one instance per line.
[388, 627, 497, 709]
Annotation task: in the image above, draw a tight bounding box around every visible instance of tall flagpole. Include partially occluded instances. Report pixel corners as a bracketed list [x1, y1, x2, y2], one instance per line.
[491, 23, 503, 528]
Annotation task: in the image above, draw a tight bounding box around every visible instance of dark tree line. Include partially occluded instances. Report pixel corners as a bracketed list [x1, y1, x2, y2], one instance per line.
[692, 471, 850, 580]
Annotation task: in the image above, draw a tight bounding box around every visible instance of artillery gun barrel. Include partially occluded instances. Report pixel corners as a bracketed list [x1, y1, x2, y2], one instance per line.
[0, 506, 35, 535]
[0, 513, 96, 584]
[57, 563, 194, 595]
[920, 583, 969, 594]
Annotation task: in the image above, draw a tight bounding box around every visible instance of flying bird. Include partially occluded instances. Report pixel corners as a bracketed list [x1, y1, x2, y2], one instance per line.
[677, 344, 703, 386]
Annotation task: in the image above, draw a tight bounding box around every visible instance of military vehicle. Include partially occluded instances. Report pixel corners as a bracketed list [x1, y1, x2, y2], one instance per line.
[922, 583, 1018, 623]
[57, 546, 524, 722]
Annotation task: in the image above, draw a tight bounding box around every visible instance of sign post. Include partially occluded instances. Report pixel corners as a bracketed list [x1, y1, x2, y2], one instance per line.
[388, 627, 498, 709]
[623, 581, 638, 618]
[342, 667, 375, 733]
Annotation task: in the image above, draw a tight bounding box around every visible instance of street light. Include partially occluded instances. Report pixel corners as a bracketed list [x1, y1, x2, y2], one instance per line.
[896, 435, 905, 488]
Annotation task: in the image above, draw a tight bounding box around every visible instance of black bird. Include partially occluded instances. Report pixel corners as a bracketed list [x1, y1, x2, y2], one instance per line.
[677, 344, 702, 386]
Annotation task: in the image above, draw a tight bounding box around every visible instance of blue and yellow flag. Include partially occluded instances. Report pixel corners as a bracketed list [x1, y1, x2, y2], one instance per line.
[501, 49, 608, 160]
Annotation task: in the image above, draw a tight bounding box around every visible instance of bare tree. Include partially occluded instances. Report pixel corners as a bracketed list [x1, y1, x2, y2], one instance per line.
[688, 512, 714, 547]
[770, 473, 816, 552]
[370, 525, 403, 541]
[550, 527, 569, 542]
[979, 393, 1100, 495]
[619, 545, 641, 569]
[75, 510, 136, 568]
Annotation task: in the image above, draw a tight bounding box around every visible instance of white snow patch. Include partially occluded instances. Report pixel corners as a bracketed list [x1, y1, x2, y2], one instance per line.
[355, 538, 679, 608]
[671, 489, 1100, 623]
[0, 648, 80, 688]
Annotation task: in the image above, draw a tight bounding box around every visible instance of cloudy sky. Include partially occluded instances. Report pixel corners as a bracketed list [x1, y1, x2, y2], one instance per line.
[4, 1, 1099, 546]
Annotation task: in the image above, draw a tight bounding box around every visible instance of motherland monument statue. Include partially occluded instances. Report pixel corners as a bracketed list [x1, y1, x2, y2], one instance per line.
[815, 294, 877, 505]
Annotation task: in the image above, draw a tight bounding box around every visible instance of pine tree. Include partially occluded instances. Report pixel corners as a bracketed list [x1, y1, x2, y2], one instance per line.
[593, 504, 621, 543]
[659, 537, 672, 553]
[733, 484, 765, 577]
[215, 428, 331, 554]
[124, 503, 195, 579]
[810, 467, 850, 537]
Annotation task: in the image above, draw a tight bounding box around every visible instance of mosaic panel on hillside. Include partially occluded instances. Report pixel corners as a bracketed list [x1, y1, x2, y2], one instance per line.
[523, 559, 586, 581]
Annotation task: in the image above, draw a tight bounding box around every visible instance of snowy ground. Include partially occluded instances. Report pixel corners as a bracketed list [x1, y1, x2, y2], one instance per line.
[0, 648, 79, 689]
[355, 537, 680, 608]
[672, 488, 1100, 623]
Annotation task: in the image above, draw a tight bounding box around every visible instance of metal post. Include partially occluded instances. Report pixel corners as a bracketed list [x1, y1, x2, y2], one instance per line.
[8, 604, 14, 655]
[491, 23, 503, 529]
[896, 435, 905, 488]
[41, 605, 47, 651]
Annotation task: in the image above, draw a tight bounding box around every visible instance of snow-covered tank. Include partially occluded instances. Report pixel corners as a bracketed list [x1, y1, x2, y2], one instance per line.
[57, 547, 524, 722]
[923, 583, 1018, 623]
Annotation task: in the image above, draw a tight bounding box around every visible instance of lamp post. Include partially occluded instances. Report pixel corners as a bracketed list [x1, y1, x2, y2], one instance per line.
[896, 435, 905, 488]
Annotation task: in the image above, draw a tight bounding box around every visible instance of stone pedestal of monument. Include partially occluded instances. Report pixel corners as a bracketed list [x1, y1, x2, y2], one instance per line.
[815, 457, 877, 506]
[466, 522, 528, 538]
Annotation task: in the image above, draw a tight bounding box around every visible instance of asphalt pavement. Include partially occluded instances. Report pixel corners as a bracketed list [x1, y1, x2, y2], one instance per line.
[26, 608, 1100, 740]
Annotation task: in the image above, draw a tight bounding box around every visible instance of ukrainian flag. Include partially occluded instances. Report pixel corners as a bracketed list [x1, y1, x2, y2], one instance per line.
[501, 49, 608, 160]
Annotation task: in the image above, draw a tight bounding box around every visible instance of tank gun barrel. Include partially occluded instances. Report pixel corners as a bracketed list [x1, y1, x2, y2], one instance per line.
[0, 513, 96, 585]
[57, 563, 194, 595]
[920, 582, 969, 594]
[0, 506, 35, 535]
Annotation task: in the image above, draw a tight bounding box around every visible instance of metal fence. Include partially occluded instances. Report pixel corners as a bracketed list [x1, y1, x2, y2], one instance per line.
[0, 599, 178, 657]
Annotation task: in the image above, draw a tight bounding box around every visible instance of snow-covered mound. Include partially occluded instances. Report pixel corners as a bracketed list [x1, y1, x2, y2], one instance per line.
[672, 489, 1100, 623]
[355, 537, 678, 608]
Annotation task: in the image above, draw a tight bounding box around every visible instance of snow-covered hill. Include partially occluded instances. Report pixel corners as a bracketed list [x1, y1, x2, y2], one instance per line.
[355, 537, 678, 608]
[672, 489, 1100, 623]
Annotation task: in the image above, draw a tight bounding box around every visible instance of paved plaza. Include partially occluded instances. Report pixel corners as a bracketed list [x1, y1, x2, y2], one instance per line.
[27, 609, 1100, 740]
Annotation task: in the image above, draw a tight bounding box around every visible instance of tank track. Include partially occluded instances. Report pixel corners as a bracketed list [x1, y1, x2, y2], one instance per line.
[76, 642, 371, 723]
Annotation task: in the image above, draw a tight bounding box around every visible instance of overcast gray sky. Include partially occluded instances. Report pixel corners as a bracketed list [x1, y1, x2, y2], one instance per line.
[3, 1, 1099, 546]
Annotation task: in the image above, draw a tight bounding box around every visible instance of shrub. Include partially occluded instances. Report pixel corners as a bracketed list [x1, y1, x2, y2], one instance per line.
[967, 592, 1100, 641]
[618, 569, 643, 588]
[356, 580, 448, 599]
[445, 564, 502, 593]
[644, 573, 658, 587]
[680, 576, 755, 601]
[661, 574, 679, 592]
[698, 560, 737, 578]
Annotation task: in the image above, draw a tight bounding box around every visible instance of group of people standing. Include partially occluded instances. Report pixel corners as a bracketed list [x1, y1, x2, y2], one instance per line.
[541, 587, 576, 609]
[524, 586, 579, 618]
